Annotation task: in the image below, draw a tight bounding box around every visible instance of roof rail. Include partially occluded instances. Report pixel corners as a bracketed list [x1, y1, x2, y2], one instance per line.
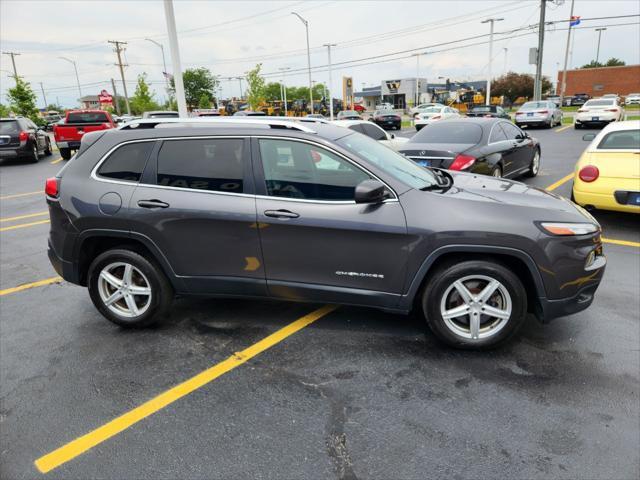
[118, 117, 318, 133]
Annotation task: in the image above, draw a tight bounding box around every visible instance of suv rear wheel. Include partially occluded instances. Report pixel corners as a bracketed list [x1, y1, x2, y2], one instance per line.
[88, 249, 173, 328]
[421, 260, 527, 349]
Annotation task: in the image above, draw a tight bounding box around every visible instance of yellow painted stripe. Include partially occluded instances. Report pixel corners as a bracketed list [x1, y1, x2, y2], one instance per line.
[0, 191, 41, 200]
[0, 276, 62, 296]
[34, 304, 338, 474]
[555, 124, 572, 133]
[603, 237, 640, 248]
[50, 157, 63, 165]
[545, 173, 574, 191]
[0, 211, 48, 223]
[0, 219, 49, 232]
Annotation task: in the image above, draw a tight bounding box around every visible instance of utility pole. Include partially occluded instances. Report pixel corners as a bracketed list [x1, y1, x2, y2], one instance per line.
[323, 43, 336, 120]
[292, 12, 313, 114]
[481, 17, 504, 105]
[503, 47, 508, 74]
[595, 28, 607, 63]
[278, 67, 290, 116]
[163, 0, 188, 117]
[39, 82, 48, 109]
[111, 78, 121, 115]
[2, 51, 20, 83]
[533, 0, 547, 101]
[412, 53, 420, 107]
[59, 57, 82, 105]
[236, 77, 244, 99]
[559, 0, 575, 105]
[108, 41, 131, 115]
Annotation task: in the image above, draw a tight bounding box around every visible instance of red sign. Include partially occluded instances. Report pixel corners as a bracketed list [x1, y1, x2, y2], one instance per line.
[98, 89, 113, 104]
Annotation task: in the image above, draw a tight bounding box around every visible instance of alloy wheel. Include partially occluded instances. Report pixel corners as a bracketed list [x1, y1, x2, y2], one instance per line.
[439, 274, 512, 340]
[531, 151, 540, 174]
[97, 262, 152, 318]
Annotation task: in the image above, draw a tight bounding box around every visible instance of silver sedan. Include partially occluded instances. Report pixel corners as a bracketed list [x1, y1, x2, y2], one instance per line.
[514, 100, 563, 128]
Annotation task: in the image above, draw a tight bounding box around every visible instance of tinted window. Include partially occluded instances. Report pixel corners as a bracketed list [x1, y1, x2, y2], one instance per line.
[597, 130, 640, 150]
[157, 139, 244, 193]
[0, 120, 19, 134]
[470, 106, 493, 113]
[489, 124, 508, 143]
[259, 139, 370, 201]
[67, 112, 110, 123]
[147, 112, 178, 118]
[361, 124, 387, 141]
[500, 122, 523, 140]
[412, 122, 483, 144]
[98, 142, 154, 182]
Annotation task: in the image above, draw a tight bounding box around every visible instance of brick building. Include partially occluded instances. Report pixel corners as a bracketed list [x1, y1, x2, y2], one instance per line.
[558, 64, 640, 97]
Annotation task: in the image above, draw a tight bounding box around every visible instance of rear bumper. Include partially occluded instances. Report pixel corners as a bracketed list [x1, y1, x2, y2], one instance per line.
[55, 141, 81, 149]
[0, 145, 30, 158]
[573, 187, 640, 213]
[48, 240, 80, 284]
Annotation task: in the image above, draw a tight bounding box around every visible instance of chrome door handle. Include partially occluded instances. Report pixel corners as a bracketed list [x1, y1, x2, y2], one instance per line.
[264, 209, 299, 219]
[138, 199, 169, 209]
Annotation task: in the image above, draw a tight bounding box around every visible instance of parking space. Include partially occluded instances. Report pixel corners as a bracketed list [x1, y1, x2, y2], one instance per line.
[1, 129, 638, 479]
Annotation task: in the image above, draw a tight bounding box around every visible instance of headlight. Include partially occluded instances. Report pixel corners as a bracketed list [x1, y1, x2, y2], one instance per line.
[539, 222, 599, 236]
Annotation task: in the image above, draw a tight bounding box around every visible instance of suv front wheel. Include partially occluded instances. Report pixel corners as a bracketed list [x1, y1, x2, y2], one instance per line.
[421, 260, 527, 349]
[88, 249, 173, 327]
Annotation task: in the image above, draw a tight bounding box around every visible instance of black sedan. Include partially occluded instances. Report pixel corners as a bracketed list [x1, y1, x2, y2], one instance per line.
[466, 105, 511, 119]
[398, 118, 540, 179]
[370, 110, 401, 130]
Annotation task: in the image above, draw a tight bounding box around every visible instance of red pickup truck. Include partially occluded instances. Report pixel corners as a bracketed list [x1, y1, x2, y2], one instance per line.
[53, 110, 116, 160]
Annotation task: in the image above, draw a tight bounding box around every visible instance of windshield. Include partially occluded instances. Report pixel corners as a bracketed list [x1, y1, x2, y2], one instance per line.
[585, 100, 614, 107]
[337, 133, 439, 189]
[412, 122, 483, 144]
[521, 102, 548, 110]
[67, 112, 109, 123]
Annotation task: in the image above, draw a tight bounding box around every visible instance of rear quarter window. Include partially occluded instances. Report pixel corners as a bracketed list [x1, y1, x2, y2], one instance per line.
[97, 141, 154, 182]
[597, 130, 640, 150]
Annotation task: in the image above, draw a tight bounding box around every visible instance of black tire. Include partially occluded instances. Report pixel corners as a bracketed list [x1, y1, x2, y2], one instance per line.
[59, 147, 71, 160]
[524, 148, 540, 178]
[44, 138, 52, 156]
[574, 123, 582, 130]
[490, 165, 502, 178]
[87, 249, 174, 328]
[421, 260, 527, 349]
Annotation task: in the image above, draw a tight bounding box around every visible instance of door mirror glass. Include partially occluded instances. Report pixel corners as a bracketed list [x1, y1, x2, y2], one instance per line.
[582, 133, 596, 141]
[354, 179, 387, 204]
[390, 133, 395, 139]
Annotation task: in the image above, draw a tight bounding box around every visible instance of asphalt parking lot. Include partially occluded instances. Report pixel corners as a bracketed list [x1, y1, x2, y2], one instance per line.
[1, 126, 639, 479]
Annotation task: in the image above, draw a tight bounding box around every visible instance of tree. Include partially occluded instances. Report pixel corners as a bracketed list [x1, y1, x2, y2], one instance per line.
[489, 72, 552, 104]
[264, 82, 283, 102]
[581, 60, 604, 69]
[171, 67, 218, 111]
[0, 103, 10, 117]
[605, 57, 625, 66]
[6, 77, 39, 121]
[198, 93, 211, 109]
[130, 73, 159, 114]
[45, 103, 64, 113]
[245, 63, 266, 110]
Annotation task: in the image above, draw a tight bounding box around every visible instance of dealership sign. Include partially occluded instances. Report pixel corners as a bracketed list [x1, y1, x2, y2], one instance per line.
[98, 90, 113, 104]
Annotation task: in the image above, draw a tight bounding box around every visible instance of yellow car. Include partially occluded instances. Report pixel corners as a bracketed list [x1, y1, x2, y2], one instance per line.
[572, 120, 640, 214]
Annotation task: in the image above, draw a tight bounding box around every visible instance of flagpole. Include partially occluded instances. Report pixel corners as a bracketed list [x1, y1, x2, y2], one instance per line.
[559, 0, 575, 106]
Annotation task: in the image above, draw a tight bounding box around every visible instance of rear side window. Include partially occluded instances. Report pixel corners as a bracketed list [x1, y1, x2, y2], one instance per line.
[67, 112, 110, 123]
[412, 122, 483, 144]
[157, 138, 245, 193]
[597, 130, 640, 150]
[0, 120, 19, 134]
[98, 142, 154, 182]
[489, 125, 508, 143]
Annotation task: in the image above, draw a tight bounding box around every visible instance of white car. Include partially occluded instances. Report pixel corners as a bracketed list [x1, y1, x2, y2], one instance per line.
[409, 103, 445, 117]
[414, 106, 460, 131]
[574, 98, 625, 129]
[625, 93, 640, 105]
[332, 119, 409, 151]
[374, 102, 394, 111]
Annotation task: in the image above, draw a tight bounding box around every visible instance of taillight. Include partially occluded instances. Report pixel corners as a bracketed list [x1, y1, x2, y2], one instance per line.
[538, 110, 549, 114]
[19, 131, 28, 142]
[578, 165, 599, 183]
[45, 177, 59, 197]
[578, 109, 587, 113]
[432, 115, 441, 120]
[605, 108, 619, 112]
[515, 112, 524, 115]
[484, 114, 492, 118]
[450, 154, 476, 171]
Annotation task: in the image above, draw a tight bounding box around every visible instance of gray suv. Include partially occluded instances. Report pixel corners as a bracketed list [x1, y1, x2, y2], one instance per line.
[46, 118, 606, 349]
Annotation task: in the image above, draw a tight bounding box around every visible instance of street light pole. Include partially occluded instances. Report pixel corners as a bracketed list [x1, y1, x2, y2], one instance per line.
[595, 28, 607, 63]
[559, 0, 575, 106]
[145, 38, 169, 100]
[163, 0, 188, 118]
[412, 53, 420, 107]
[58, 57, 82, 105]
[323, 43, 336, 120]
[481, 17, 504, 105]
[292, 12, 313, 114]
[533, 0, 546, 101]
[503, 47, 508, 74]
[236, 77, 244, 99]
[278, 67, 290, 116]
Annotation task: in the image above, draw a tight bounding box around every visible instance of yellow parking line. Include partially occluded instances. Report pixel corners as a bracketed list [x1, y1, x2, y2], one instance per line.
[603, 237, 640, 248]
[50, 157, 63, 165]
[555, 125, 572, 133]
[545, 173, 574, 191]
[0, 276, 62, 296]
[34, 304, 338, 473]
[0, 211, 48, 223]
[0, 219, 49, 232]
[0, 191, 41, 200]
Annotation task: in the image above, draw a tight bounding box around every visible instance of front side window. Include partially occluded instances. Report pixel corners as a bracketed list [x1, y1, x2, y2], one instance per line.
[97, 142, 154, 182]
[597, 130, 640, 150]
[157, 138, 244, 193]
[258, 139, 370, 201]
[489, 125, 508, 143]
[500, 122, 523, 140]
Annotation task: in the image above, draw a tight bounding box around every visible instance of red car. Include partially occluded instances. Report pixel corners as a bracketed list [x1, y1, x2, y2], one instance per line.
[54, 110, 116, 160]
[353, 104, 366, 113]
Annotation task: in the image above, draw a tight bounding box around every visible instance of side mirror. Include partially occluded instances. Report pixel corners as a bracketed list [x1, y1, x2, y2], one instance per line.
[582, 133, 596, 141]
[355, 179, 387, 204]
[390, 133, 395, 139]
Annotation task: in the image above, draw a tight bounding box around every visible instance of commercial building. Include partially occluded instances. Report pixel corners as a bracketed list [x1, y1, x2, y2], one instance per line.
[558, 65, 640, 97]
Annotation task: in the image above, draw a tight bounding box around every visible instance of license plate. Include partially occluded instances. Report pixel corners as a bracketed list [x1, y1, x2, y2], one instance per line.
[527, 112, 533, 117]
[591, 116, 599, 121]
[417, 160, 431, 167]
[628, 192, 640, 205]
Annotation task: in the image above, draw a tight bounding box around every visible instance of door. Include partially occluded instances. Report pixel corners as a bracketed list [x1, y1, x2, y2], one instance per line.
[128, 136, 267, 295]
[498, 122, 532, 174]
[253, 137, 409, 307]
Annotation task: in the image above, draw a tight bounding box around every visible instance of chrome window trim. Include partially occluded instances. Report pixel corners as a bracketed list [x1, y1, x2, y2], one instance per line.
[90, 135, 399, 205]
